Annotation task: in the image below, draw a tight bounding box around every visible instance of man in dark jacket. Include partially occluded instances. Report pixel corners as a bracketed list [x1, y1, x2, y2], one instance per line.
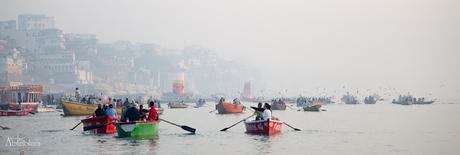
[125, 103, 140, 122]
[94, 104, 105, 117]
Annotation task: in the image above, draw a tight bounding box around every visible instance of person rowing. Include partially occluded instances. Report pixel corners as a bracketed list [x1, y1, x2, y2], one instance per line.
[254, 103, 263, 120]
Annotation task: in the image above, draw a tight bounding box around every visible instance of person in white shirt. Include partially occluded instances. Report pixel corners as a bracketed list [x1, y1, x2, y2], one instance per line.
[262, 103, 272, 120]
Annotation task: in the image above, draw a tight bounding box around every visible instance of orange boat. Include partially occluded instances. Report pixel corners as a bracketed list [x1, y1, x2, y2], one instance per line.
[81, 116, 119, 134]
[244, 119, 283, 135]
[216, 102, 244, 114]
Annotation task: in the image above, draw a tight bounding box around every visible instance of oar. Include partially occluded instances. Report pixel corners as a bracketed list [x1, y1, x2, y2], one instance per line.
[209, 109, 217, 113]
[70, 115, 92, 130]
[70, 122, 83, 130]
[220, 114, 255, 131]
[0, 125, 11, 130]
[283, 122, 301, 131]
[160, 118, 196, 133]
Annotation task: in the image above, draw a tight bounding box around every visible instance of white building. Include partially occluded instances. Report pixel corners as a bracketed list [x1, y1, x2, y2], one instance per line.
[18, 14, 55, 31]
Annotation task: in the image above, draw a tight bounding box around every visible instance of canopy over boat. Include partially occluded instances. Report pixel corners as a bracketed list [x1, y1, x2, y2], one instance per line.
[244, 119, 283, 135]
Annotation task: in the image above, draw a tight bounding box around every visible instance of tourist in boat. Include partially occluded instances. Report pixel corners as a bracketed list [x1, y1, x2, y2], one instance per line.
[125, 103, 140, 122]
[139, 104, 148, 120]
[255, 102, 264, 120]
[120, 98, 130, 122]
[147, 101, 159, 121]
[233, 98, 241, 105]
[263, 103, 272, 120]
[75, 88, 81, 102]
[219, 97, 225, 104]
[94, 104, 105, 117]
[105, 104, 117, 117]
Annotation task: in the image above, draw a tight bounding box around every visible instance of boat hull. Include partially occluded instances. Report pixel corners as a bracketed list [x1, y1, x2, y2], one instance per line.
[303, 105, 321, 112]
[271, 103, 286, 110]
[0, 110, 28, 116]
[61, 101, 122, 116]
[216, 102, 244, 114]
[81, 116, 119, 134]
[168, 102, 188, 108]
[116, 121, 158, 138]
[3, 103, 39, 113]
[244, 119, 283, 135]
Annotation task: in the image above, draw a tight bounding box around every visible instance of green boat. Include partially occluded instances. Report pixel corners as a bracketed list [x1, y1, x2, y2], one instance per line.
[115, 121, 159, 139]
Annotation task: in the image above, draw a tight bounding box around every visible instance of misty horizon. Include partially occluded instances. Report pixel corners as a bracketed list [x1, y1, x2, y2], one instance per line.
[1, 0, 459, 101]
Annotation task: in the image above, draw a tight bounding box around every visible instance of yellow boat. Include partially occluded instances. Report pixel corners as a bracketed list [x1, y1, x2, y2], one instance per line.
[61, 100, 122, 116]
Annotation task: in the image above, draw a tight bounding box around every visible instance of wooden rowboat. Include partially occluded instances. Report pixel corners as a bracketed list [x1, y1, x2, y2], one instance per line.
[0, 109, 29, 116]
[61, 100, 122, 116]
[168, 102, 188, 108]
[115, 121, 158, 138]
[271, 102, 287, 110]
[81, 116, 119, 134]
[216, 102, 244, 114]
[244, 119, 283, 135]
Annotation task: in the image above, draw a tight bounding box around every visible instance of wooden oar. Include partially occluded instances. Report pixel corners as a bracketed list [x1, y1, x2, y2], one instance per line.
[220, 114, 255, 131]
[70, 115, 92, 130]
[209, 109, 217, 113]
[0, 125, 11, 130]
[283, 122, 301, 131]
[70, 122, 83, 130]
[160, 118, 196, 133]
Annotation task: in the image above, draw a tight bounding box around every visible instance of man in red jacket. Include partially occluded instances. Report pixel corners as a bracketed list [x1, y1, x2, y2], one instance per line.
[147, 101, 158, 121]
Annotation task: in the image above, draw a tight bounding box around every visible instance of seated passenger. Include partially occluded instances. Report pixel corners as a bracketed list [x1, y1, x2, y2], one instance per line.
[105, 104, 117, 117]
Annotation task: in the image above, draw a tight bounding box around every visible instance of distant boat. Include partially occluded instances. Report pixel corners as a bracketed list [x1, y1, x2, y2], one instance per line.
[392, 95, 435, 105]
[0, 109, 29, 116]
[364, 96, 377, 104]
[216, 102, 244, 114]
[341, 92, 359, 104]
[271, 99, 287, 110]
[303, 101, 322, 112]
[195, 98, 206, 108]
[244, 119, 283, 135]
[61, 100, 122, 116]
[168, 102, 188, 108]
[0, 85, 44, 113]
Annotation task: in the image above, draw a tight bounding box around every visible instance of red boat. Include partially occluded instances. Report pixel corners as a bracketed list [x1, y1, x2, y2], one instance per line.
[0, 85, 43, 113]
[81, 116, 119, 134]
[216, 102, 244, 114]
[244, 119, 283, 135]
[0, 109, 28, 116]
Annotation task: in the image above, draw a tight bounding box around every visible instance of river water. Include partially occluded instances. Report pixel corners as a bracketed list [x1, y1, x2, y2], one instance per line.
[1, 102, 459, 155]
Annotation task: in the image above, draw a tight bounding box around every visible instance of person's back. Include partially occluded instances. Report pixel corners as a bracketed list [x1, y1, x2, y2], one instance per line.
[263, 103, 272, 120]
[126, 106, 140, 122]
[95, 106, 105, 117]
[105, 104, 117, 117]
[147, 101, 158, 121]
[255, 103, 263, 120]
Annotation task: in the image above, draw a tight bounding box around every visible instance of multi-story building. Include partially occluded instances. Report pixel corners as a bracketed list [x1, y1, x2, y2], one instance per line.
[0, 43, 24, 86]
[18, 14, 55, 31]
[37, 28, 65, 52]
[0, 20, 16, 30]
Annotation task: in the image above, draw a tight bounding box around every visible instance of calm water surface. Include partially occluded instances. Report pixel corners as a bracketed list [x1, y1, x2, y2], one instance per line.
[1, 102, 459, 155]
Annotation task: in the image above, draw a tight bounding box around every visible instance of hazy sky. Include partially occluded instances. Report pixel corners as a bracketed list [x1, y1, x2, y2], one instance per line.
[1, 0, 459, 100]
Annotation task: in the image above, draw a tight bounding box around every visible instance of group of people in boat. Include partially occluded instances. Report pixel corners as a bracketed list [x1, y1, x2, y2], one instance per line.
[253, 102, 277, 121]
[93, 98, 160, 122]
[218, 97, 241, 105]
